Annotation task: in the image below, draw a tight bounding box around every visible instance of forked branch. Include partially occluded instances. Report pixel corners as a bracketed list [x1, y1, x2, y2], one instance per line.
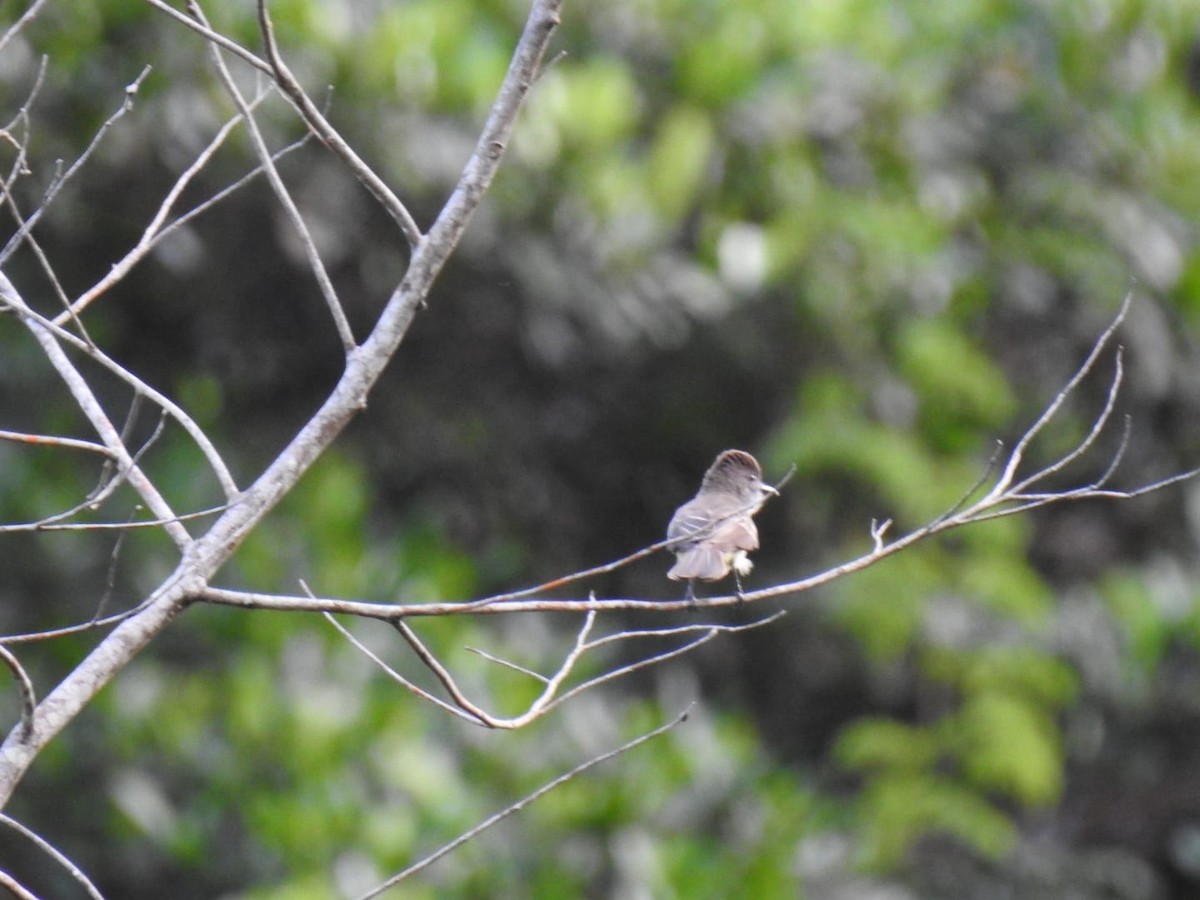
[324, 604, 781, 728]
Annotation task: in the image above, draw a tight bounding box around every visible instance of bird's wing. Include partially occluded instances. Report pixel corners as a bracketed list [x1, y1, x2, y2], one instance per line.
[666, 500, 711, 546]
[668, 496, 760, 550]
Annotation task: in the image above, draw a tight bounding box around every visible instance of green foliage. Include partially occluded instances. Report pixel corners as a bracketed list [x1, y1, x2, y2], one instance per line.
[647, 106, 716, 219]
[853, 772, 1017, 867]
[837, 643, 1077, 860]
[6, 0, 1200, 895]
[895, 318, 1018, 448]
[953, 691, 1062, 805]
[1103, 569, 1175, 678]
[828, 550, 943, 660]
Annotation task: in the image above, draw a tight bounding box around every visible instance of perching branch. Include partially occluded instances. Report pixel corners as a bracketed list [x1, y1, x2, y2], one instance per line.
[198, 291, 1196, 624]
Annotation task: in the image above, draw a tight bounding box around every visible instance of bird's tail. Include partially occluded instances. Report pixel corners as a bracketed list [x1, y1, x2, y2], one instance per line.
[668, 546, 728, 581]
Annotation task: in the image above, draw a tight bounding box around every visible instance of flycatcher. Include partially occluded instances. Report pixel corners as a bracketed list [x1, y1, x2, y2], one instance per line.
[666, 449, 777, 600]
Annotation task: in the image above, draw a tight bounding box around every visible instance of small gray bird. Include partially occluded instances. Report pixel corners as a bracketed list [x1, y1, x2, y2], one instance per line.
[666, 449, 777, 600]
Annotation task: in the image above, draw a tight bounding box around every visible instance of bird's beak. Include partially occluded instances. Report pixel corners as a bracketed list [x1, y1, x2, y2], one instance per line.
[764, 484, 780, 496]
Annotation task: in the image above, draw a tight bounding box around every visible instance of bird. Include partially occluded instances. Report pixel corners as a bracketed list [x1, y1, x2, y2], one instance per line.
[666, 449, 777, 602]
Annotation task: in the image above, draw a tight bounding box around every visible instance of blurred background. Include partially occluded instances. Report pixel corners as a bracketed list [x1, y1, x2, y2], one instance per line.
[2, 0, 1200, 897]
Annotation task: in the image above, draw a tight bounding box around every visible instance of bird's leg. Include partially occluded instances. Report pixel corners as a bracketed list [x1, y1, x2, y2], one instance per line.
[733, 570, 746, 604]
[683, 580, 697, 610]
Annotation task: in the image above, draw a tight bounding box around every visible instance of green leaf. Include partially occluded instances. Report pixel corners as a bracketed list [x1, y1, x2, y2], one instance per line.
[950, 691, 1064, 806]
[647, 106, 714, 219]
[857, 773, 1016, 867]
[896, 317, 1018, 447]
[835, 718, 939, 772]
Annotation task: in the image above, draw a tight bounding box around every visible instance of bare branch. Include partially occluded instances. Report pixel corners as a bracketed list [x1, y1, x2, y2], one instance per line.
[0, 274, 191, 548]
[198, 3, 357, 352]
[0, 504, 226, 536]
[141, 0, 272, 75]
[0, 0, 50, 55]
[375, 609, 562, 724]
[334, 595, 778, 728]
[357, 706, 692, 898]
[0, 66, 153, 268]
[4, 294, 239, 499]
[0, 646, 35, 739]
[255, 0, 423, 247]
[0, 1, 564, 811]
[0, 870, 38, 900]
[52, 87, 278, 326]
[0, 814, 104, 900]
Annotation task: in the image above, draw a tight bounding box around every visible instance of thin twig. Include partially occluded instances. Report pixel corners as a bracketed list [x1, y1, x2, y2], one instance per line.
[1, 288, 239, 499]
[0, 504, 226, 536]
[0, 0, 50, 55]
[0, 274, 191, 548]
[197, 2, 357, 353]
[91, 394, 144, 500]
[0, 430, 113, 457]
[0, 646, 35, 739]
[987, 291, 1131, 500]
[0, 814, 105, 900]
[544, 614, 783, 715]
[255, 0, 423, 246]
[321, 611, 483, 724]
[464, 646, 551, 683]
[927, 440, 1005, 530]
[1008, 346, 1125, 497]
[94, 510, 139, 622]
[357, 706, 692, 899]
[142, 0, 272, 75]
[0, 66, 154, 266]
[53, 88, 277, 326]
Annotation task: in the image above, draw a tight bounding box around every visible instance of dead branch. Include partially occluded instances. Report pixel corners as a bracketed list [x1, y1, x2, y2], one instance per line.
[254, 0, 423, 246]
[0, 646, 34, 739]
[52, 87, 281, 326]
[199, 3, 357, 352]
[0, 0, 565, 810]
[357, 706, 692, 899]
[197, 291, 1196, 622]
[329, 605, 781, 728]
[0, 814, 104, 900]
